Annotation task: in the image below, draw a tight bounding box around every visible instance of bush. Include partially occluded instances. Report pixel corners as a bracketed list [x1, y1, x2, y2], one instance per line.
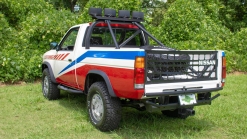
[154, 0, 231, 50]
[0, 0, 246, 82]
[0, 0, 80, 83]
[225, 28, 247, 72]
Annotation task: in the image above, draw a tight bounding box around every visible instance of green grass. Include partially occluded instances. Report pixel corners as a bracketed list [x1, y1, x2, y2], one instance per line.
[0, 75, 246, 139]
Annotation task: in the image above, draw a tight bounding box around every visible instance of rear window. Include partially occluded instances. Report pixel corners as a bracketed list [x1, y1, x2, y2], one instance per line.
[90, 23, 145, 47]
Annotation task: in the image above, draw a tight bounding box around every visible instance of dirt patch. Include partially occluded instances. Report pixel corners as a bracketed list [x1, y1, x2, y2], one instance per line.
[0, 82, 6, 87]
[229, 71, 247, 75]
[0, 81, 26, 87]
[0, 80, 41, 87]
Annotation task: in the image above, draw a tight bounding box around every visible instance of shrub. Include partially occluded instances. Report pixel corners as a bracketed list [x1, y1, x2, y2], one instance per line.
[225, 28, 247, 72]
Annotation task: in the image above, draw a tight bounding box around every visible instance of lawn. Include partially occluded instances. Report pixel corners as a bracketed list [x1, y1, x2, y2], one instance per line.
[0, 74, 246, 139]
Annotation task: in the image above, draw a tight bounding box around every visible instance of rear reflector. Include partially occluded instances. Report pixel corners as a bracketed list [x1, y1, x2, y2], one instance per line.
[134, 57, 145, 89]
[222, 52, 226, 87]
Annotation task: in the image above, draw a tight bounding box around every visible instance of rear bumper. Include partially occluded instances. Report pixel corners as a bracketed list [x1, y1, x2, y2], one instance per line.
[144, 93, 220, 112]
[145, 87, 223, 97]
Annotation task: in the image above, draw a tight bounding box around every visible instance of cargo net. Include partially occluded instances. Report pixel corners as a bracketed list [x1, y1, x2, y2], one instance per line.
[146, 51, 218, 83]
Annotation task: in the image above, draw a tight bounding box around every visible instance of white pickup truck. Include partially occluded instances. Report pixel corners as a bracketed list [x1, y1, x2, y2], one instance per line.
[41, 8, 226, 131]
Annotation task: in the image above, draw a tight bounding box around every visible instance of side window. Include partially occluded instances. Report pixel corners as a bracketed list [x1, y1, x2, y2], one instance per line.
[60, 28, 79, 50]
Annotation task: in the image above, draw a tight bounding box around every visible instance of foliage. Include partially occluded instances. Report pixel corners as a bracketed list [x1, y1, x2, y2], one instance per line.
[0, 0, 53, 27]
[154, 0, 230, 46]
[45, 0, 88, 12]
[0, 0, 247, 82]
[0, 0, 80, 83]
[0, 13, 14, 48]
[224, 28, 247, 72]
[218, 0, 247, 32]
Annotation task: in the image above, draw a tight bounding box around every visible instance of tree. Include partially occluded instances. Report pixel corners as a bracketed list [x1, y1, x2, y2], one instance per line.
[45, 0, 89, 12]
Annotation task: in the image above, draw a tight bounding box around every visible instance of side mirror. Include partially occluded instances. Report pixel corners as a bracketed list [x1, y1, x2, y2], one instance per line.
[50, 42, 58, 49]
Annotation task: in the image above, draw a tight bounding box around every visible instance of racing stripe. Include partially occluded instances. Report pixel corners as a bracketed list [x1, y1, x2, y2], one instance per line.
[58, 50, 145, 74]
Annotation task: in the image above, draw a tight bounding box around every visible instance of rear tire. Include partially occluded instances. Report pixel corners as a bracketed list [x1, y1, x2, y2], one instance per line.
[87, 82, 121, 131]
[42, 68, 60, 100]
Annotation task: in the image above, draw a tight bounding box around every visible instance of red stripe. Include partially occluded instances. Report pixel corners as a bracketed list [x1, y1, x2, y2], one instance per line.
[58, 54, 64, 60]
[54, 55, 59, 59]
[56, 65, 144, 99]
[54, 54, 59, 60]
[52, 55, 56, 59]
[61, 53, 70, 60]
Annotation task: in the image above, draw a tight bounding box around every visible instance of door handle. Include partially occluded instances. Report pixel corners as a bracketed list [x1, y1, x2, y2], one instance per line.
[68, 59, 72, 62]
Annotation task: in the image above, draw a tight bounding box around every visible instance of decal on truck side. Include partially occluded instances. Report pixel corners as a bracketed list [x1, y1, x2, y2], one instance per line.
[44, 53, 70, 60]
[58, 50, 145, 75]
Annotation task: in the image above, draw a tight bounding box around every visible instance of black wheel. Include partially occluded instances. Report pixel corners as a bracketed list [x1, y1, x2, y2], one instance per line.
[42, 68, 60, 100]
[162, 107, 194, 119]
[87, 82, 121, 131]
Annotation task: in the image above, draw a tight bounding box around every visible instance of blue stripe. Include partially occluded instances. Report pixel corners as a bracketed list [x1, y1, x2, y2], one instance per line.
[59, 50, 145, 74]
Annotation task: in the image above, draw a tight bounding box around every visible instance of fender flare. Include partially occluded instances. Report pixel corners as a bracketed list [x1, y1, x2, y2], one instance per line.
[88, 70, 116, 97]
[42, 62, 57, 83]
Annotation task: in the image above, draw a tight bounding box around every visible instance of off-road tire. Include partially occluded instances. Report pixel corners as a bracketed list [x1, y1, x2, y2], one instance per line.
[87, 82, 121, 132]
[162, 107, 194, 119]
[42, 68, 60, 100]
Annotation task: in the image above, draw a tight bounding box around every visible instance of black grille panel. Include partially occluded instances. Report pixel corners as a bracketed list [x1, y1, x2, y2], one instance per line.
[146, 50, 218, 84]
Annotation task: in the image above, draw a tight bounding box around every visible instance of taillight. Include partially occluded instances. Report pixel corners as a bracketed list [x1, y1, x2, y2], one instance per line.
[221, 52, 226, 87]
[134, 57, 145, 89]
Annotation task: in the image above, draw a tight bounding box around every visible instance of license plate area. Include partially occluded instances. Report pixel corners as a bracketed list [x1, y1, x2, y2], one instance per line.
[178, 94, 197, 105]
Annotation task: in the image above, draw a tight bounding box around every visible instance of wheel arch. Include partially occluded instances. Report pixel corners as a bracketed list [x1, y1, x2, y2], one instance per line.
[85, 70, 116, 97]
[42, 62, 57, 83]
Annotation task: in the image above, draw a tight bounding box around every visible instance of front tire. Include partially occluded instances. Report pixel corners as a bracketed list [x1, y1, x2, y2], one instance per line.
[42, 68, 60, 100]
[87, 82, 121, 131]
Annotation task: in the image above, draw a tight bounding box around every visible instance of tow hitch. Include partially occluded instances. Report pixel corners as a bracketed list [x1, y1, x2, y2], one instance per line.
[178, 108, 195, 118]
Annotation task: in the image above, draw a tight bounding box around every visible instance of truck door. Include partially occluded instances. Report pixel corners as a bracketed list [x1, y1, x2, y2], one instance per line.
[53, 27, 79, 88]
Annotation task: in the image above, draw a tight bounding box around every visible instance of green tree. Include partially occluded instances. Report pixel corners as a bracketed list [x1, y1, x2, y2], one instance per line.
[45, 0, 89, 12]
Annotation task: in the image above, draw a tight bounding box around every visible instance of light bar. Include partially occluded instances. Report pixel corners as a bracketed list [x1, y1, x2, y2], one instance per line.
[88, 7, 144, 22]
[104, 8, 116, 17]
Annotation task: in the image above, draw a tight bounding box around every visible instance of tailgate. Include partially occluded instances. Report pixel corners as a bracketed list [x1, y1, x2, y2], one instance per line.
[145, 50, 223, 97]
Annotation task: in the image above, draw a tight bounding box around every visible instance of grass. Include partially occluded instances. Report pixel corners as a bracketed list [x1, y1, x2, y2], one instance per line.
[0, 74, 246, 139]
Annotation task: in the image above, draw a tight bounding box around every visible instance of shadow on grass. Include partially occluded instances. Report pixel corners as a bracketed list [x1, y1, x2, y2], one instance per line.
[117, 107, 214, 138]
[58, 91, 87, 112]
[56, 91, 214, 138]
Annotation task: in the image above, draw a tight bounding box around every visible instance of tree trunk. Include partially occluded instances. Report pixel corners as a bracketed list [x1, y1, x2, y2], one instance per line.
[71, 0, 77, 12]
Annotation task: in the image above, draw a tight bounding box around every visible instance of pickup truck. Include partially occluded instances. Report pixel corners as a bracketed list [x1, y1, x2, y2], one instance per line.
[41, 8, 226, 131]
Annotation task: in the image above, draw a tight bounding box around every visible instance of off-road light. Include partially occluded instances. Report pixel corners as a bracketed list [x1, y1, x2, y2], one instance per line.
[104, 8, 116, 17]
[132, 11, 144, 20]
[89, 7, 102, 18]
[118, 10, 130, 18]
